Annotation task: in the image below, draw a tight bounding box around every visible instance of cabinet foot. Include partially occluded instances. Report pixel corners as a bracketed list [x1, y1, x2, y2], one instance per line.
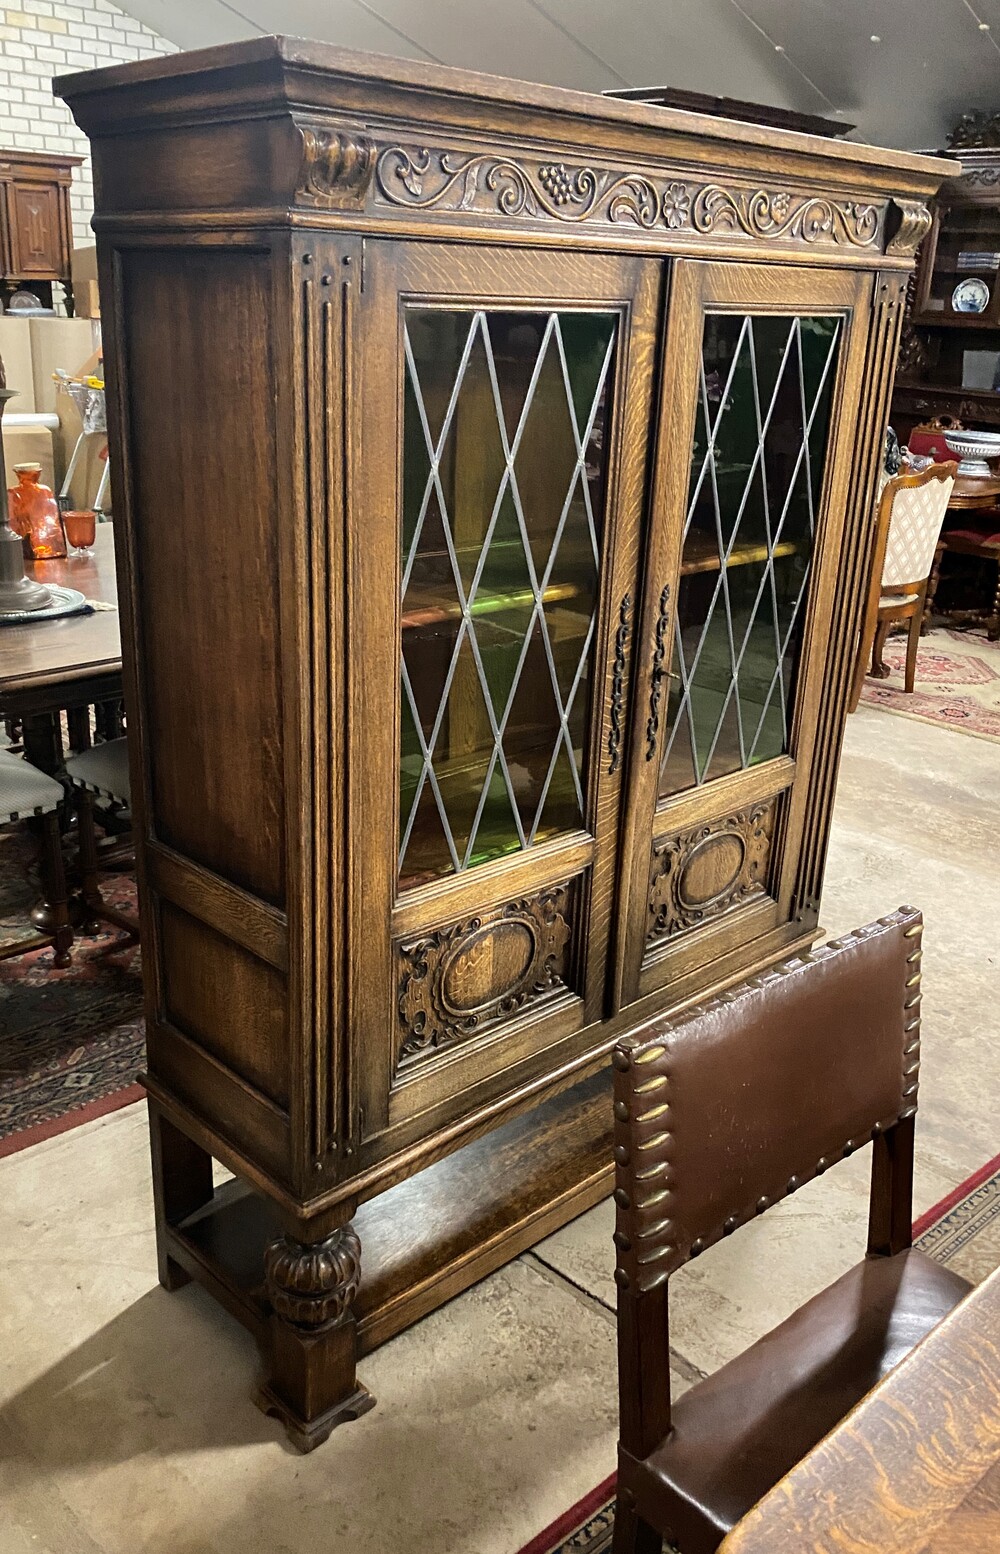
[258, 1224, 374, 1451]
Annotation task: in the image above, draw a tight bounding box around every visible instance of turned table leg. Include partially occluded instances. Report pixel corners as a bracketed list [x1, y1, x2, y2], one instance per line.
[870, 617, 892, 679]
[989, 558, 1000, 642]
[922, 541, 945, 635]
[257, 1218, 375, 1452]
[148, 1106, 214, 1291]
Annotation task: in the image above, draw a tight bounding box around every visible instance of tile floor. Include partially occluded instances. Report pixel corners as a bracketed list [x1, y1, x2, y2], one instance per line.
[1, 703, 998, 1554]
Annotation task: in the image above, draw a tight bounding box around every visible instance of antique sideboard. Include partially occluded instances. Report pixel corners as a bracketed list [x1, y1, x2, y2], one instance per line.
[0, 149, 81, 311]
[58, 39, 954, 1450]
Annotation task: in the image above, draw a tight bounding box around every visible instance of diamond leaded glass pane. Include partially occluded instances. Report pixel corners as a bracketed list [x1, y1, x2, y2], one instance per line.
[398, 308, 617, 891]
[659, 312, 841, 798]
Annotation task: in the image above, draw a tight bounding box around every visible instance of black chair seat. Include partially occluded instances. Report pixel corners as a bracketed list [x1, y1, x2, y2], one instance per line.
[622, 1248, 971, 1554]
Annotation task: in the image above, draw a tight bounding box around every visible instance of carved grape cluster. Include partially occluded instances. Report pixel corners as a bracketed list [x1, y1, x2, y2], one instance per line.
[538, 163, 575, 204]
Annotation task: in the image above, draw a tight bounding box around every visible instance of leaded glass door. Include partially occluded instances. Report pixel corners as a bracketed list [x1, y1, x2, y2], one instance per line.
[353, 242, 659, 1139]
[616, 260, 875, 1008]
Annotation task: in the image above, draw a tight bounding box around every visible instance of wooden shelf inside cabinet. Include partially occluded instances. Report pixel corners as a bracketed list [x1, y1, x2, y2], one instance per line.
[162, 1065, 615, 1356]
[680, 531, 801, 577]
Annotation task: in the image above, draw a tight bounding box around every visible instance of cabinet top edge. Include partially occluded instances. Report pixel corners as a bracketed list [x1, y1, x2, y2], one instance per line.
[54, 33, 956, 191]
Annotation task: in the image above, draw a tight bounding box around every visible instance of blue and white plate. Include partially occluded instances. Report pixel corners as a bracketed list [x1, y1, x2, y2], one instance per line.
[952, 277, 991, 314]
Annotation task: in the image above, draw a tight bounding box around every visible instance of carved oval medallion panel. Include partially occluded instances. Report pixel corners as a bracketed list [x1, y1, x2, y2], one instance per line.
[395, 883, 575, 1073]
[677, 831, 747, 911]
[646, 800, 776, 946]
[441, 919, 536, 1014]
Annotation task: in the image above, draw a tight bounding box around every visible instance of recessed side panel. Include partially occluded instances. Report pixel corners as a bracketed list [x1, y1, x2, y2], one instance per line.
[159, 899, 290, 1109]
[121, 248, 285, 906]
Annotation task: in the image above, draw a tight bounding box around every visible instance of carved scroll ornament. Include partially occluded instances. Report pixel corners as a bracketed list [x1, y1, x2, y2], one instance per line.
[647, 801, 775, 943]
[375, 146, 882, 249]
[886, 199, 932, 257]
[296, 123, 376, 208]
[396, 885, 573, 1067]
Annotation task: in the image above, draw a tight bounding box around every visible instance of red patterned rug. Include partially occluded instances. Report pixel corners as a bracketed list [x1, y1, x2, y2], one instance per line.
[518, 1151, 1000, 1554]
[859, 626, 1000, 740]
[0, 823, 144, 1158]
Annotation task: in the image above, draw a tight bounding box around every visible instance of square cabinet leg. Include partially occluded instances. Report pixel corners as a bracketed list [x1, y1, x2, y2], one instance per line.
[148, 1104, 214, 1291]
[256, 1224, 375, 1452]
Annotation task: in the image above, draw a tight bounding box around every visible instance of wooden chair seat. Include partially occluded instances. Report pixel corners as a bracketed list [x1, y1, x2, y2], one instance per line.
[622, 1247, 970, 1554]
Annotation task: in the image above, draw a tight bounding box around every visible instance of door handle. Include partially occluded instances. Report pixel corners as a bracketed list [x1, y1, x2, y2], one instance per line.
[607, 590, 631, 774]
[645, 583, 671, 761]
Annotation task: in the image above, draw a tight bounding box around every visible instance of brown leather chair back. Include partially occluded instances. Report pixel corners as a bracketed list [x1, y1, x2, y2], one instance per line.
[613, 909, 921, 1295]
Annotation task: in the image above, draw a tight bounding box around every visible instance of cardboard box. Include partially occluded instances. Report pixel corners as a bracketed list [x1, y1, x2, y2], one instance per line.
[28, 317, 101, 414]
[74, 279, 101, 319]
[3, 424, 56, 492]
[0, 317, 36, 411]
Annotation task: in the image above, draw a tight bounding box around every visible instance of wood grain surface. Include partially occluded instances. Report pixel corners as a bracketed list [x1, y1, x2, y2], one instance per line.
[721, 1264, 1000, 1554]
[0, 524, 119, 695]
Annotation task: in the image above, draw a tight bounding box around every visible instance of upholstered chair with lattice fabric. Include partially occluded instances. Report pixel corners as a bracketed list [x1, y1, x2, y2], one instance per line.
[0, 747, 72, 967]
[65, 736, 139, 948]
[849, 460, 957, 712]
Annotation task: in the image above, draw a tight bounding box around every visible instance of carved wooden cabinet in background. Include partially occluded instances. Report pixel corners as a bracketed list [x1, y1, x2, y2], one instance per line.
[0, 149, 81, 310]
[58, 38, 952, 1451]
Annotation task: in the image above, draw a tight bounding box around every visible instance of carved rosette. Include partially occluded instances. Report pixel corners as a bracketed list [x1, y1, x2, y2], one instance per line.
[396, 885, 574, 1068]
[296, 122, 376, 209]
[263, 1227, 361, 1331]
[886, 198, 933, 258]
[374, 146, 883, 250]
[647, 801, 776, 944]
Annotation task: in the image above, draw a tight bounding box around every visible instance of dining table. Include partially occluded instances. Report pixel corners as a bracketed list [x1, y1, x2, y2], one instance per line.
[720, 1262, 1000, 1553]
[0, 523, 122, 773]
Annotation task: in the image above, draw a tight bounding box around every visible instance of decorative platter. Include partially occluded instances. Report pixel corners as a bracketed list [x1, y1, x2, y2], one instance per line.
[0, 585, 87, 625]
[952, 277, 991, 315]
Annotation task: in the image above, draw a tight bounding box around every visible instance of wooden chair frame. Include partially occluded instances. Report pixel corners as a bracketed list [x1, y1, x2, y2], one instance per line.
[609, 911, 965, 1554]
[848, 460, 957, 712]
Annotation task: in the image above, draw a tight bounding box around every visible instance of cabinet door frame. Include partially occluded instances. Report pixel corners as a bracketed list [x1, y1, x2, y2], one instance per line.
[349, 239, 660, 1148]
[615, 259, 875, 1008]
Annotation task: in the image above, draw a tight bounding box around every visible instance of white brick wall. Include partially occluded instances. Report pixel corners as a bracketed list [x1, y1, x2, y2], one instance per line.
[0, 1, 174, 248]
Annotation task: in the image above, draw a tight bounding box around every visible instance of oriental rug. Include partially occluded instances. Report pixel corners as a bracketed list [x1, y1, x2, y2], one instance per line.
[0, 823, 144, 1158]
[859, 626, 1000, 741]
[517, 1150, 1000, 1554]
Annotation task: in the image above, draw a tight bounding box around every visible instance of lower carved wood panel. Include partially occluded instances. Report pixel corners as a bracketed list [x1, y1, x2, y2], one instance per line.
[646, 800, 776, 946]
[395, 882, 576, 1073]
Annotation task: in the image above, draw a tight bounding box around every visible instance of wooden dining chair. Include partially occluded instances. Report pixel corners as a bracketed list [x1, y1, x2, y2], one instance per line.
[611, 909, 971, 1554]
[848, 460, 957, 712]
[64, 736, 139, 947]
[0, 747, 72, 967]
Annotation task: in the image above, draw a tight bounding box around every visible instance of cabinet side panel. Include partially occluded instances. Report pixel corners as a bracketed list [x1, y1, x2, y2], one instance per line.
[159, 900, 289, 1109]
[120, 248, 284, 905]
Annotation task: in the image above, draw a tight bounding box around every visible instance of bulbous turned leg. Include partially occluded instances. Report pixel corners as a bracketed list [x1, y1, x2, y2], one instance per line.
[256, 1221, 374, 1452]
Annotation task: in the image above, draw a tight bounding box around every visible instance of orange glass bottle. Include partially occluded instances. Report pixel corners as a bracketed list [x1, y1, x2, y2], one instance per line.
[7, 463, 66, 560]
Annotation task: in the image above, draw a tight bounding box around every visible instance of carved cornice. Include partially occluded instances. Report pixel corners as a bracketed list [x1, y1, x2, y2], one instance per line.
[886, 198, 932, 257]
[947, 110, 1000, 150]
[962, 165, 1000, 189]
[374, 146, 883, 249]
[296, 122, 376, 208]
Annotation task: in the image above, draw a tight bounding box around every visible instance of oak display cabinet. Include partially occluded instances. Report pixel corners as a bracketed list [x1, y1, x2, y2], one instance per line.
[58, 39, 952, 1450]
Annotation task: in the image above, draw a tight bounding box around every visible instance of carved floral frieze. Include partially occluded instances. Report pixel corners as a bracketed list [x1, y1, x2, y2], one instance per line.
[396, 885, 574, 1069]
[374, 145, 883, 249]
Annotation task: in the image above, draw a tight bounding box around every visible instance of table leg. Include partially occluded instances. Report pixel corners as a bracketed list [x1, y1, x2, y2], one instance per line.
[21, 710, 64, 776]
[922, 542, 945, 635]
